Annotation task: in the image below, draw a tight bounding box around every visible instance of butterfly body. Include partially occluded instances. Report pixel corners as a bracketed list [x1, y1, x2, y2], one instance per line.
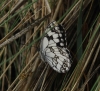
[40, 21, 72, 73]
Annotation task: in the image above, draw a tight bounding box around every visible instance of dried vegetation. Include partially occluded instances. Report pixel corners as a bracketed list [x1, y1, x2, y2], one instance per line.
[0, 0, 100, 91]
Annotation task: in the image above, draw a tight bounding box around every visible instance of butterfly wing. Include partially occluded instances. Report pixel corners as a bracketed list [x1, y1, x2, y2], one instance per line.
[44, 46, 71, 73]
[45, 21, 67, 49]
[40, 21, 72, 73]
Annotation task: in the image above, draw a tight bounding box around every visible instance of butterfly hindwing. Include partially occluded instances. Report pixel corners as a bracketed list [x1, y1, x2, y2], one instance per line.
[40, 21, 72, 73]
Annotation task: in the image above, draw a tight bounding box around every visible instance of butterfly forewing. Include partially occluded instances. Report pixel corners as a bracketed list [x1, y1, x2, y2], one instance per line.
[40, 21, 72, 73]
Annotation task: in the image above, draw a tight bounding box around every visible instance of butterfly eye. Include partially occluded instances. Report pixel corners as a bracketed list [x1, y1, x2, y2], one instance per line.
[55, 26, 59, 30]
[39, 21, 72, 73]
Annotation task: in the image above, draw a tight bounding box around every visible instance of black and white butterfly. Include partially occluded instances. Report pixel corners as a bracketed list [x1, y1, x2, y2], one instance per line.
[39, 21, 72, 73]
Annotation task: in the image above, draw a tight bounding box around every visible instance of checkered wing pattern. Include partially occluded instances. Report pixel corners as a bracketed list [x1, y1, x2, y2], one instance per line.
[40, 21, 72, 73]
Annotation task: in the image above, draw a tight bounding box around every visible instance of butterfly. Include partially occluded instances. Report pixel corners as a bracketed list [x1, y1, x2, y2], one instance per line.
[39, 21, 72, 73]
